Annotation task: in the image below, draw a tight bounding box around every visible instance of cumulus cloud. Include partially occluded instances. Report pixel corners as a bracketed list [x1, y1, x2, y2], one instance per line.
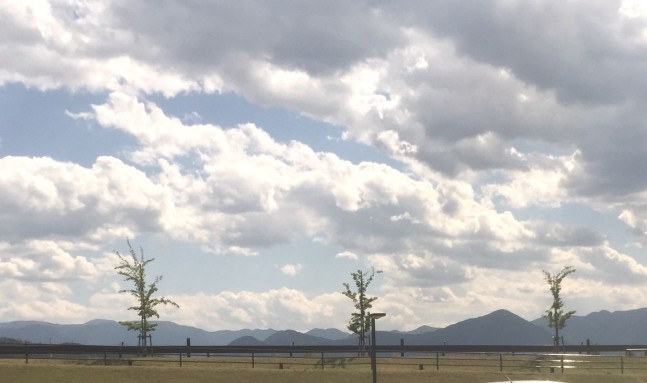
[0, 240, 115, 282]
[153, 289, 348, 331]
[2, 0, 647, 329]
[0, 155, 167, 242]
[86, 93, 548, 258]
[280, 263, 303, 276]
[3, 0, 647, 201]
[336, 251, 358, 260]
[0, 279, 97, 324]
[0, 87, 627, 327]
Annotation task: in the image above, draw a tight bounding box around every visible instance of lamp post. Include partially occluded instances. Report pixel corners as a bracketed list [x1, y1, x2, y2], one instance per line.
[369, 312, 386, 383]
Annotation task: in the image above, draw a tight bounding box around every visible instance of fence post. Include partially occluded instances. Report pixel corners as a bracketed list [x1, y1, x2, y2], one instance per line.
[252, 352, 255, 368]
[186, 337, 191, 358]
[621, 356, 624, 374]
[560, 355, 564, 373]
[179, 352, 183, 367]
[104, 352, 107, 366]
[25, 353, 28, 364]
[436, 352, 439, 370]
[321, 352, 325, 369]
[499, 354, 503, 372]
[400, 338, 404, 357]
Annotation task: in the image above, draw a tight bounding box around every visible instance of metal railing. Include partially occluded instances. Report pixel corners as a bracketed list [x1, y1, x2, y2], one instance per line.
[2, 344, 647, 374]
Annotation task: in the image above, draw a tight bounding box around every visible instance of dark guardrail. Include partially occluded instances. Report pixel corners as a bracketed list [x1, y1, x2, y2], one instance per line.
[0, 343, 645, 355]
[3, 343, 647, 374]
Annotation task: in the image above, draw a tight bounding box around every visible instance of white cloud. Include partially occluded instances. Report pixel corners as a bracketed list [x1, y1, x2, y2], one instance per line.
[0, 279, 93, 324]
[230, 308, 252, 324]
[158, 289, 349, 331]
[280, 264, 303, 277]
[0, 155, 168, 242]
[483, 152, 578, 209]
[0, 240, 115, 284]
[335, 251, 358, 260]
[87, 94, 533, 257]
[3, 0, 647, 331]
[64, 110, 93, 120]
[47, 93, 628, 320]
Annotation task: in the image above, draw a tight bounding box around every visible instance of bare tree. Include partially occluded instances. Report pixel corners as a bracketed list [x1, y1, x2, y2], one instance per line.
[543, 265, 576, 351]
[115, 240, 179, 355]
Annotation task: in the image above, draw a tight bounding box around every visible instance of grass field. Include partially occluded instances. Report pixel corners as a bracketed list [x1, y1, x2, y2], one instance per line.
[3, 358, 647, 383]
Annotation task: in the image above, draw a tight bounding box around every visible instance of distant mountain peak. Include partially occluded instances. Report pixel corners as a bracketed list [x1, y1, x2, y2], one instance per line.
[84, 319, 116, 325]
[306, 328, 351, 340]
[228, 336, 264, 346]
[487, 308, 517, 317]
[408, 325, 438, 335]
[264, 330, 332, 346]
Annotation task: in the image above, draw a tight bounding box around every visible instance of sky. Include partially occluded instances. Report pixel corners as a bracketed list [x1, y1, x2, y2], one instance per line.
[3, 0, 647, 334]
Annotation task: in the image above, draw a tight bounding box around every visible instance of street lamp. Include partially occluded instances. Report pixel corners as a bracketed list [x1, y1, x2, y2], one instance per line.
[369, 312, 386, 383]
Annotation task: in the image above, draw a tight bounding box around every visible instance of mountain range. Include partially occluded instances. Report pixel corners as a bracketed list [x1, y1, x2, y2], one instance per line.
[2, 308, 647, 346]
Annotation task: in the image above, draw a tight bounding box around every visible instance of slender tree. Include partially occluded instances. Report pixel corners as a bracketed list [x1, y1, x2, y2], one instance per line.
[342, 268, 378, 354]
[543, 265, 576, 351]
[115, 240, 179, 355]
